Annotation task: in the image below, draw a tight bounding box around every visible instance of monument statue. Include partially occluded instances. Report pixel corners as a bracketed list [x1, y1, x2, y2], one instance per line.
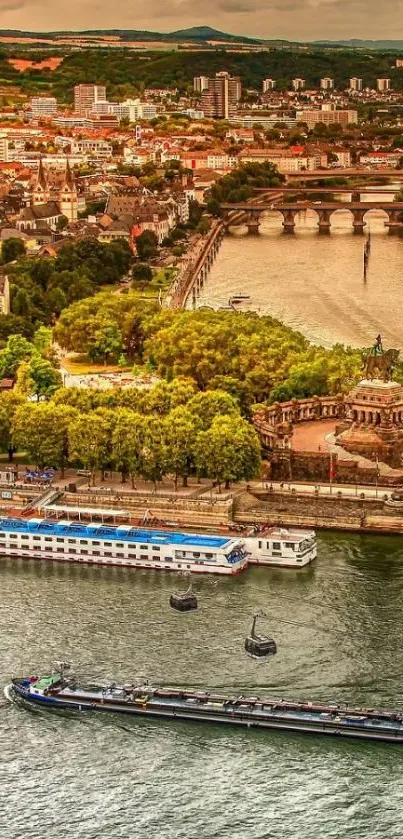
[363, 335, 399, 382]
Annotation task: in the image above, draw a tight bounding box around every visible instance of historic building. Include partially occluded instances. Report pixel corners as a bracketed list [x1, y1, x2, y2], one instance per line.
[17, 158, 78, 231]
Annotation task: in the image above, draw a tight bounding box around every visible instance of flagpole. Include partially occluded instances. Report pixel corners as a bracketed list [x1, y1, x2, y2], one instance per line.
[375, 453, 379, 499]
[329, 452, 333, 495]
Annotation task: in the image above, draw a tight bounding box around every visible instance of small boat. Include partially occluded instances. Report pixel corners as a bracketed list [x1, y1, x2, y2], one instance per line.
[170, 576, 198, 612]
[245, 527, 316, 568]
[11, 663, 403, 744]
[245, 611, 277, 658]
[229, 294, 251, 305]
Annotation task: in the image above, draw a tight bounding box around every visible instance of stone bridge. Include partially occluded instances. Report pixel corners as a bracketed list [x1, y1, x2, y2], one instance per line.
[221, 201, 403, 233]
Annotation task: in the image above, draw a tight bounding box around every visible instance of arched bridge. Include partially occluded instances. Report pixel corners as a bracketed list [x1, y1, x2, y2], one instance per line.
[221, 201, 403, 233]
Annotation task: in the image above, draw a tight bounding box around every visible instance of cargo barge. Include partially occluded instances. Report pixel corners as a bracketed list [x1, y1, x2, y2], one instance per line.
[10, 666, 403, 744]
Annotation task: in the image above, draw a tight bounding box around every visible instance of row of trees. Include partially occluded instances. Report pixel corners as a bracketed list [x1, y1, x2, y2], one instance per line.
[0, 386, 261, 488]
[206, 161, 284, 213]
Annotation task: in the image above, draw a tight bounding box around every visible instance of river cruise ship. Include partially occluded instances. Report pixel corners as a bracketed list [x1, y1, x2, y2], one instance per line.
[0, 517, 248, 575]
[245, 528, 316, 568]
[10, 667, 403, 745]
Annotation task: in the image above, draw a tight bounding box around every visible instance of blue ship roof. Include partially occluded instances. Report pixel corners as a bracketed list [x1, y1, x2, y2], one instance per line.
[0, 517, 231, 549]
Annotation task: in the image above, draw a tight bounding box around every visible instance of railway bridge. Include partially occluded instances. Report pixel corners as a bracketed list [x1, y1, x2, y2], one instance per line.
[221, 201, 403, 233]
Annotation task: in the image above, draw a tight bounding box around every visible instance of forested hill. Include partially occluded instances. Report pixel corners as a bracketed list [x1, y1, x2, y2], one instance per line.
[2, 47, 403, 101]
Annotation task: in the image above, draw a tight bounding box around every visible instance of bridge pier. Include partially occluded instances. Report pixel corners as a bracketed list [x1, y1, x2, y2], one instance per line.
[386, 208, 403, 232]
[246, 211, 261, 235]
[317, 208, 332, 233]
[280, 208, 297, 233]
[352, 209, 366, 233]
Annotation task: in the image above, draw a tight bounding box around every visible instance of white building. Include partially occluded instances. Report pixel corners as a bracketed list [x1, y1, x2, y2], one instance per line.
[30, 97, 58, 117]
[193, 76, 209, 93]
[377, 78, 391, 92]
[262, 78, 276, 92]
[320, 78, 334, 90]
[349, 78, 363, 92]
[292, 78, 306, 91]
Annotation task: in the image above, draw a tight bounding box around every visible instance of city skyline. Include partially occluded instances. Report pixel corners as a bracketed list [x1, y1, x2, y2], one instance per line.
[1, 2, 403, 41]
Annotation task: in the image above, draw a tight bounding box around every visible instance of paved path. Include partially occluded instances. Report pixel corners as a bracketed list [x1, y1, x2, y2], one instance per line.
[258, 481, 392, 500]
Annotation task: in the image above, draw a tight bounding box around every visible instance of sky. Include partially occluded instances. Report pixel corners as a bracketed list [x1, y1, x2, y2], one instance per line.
[0, 0, 402, 41]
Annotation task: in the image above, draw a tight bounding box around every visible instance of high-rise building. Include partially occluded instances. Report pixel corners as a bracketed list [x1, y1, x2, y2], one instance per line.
[377, 78, 391, 92]
[30, 97, 58, 117]
[292, 78, 305, 91]
[320, 77, 334, 90]
[201, 72, 241, 119]
[262, 78, 275, 92]
[74, 84, 107, 115]
[349, 77, 363, 92]
[193, 76, 209, 93]
[396, 59, 403, 68]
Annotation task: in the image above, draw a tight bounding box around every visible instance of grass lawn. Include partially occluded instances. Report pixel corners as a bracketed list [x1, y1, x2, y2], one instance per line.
[61, 354, 131, 375]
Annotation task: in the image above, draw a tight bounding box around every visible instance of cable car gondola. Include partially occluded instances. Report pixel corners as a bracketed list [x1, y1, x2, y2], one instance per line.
[169, 576, 198, 612]
[245, 611, 277, 658]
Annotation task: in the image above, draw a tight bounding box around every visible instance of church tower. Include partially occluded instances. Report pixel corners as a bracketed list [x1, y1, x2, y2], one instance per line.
[32, 158, 51, 205]
[59, 158, 78, 222]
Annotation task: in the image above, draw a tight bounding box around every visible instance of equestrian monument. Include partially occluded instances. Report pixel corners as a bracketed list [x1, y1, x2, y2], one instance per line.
[335, 335, 403, 465]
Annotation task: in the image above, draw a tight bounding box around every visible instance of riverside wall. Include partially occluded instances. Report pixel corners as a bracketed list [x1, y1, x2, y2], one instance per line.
[163, 220, 225, 310]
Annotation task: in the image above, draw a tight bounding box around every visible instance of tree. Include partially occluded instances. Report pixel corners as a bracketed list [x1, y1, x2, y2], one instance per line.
[187, 390, 240, 430]
[68, 412, 113, 485]
[111, 409, 144, 485]
[89, 324, 124, 365]
[138, 416, 167, 488]
[2, 237, 26, 263]
[195, 415, 261, 489]
[132, 263, 153, 283]
[56, 215, 69, 231]
[28, 357, 62, 400]
[13, 403, 76, 470]
[164, 407, 201, 488]
[135, 230, 158, 261]
[0, 335, 36, 379]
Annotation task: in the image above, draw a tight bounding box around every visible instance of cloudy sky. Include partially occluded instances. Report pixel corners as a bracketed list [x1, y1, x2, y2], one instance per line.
[0, 0, 400, 40]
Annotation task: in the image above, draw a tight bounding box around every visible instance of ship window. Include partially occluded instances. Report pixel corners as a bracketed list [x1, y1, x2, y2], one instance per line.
[116, 542, 124, 548]
[117, 553, 124, 558]
[272, 542, 281, 550]
[9, 533, 17, 539]
[187, 565, 191, 569]
[0, 533, 4, 538]
[104, 542, 112, 546]
[68, 548, 76, 554]
[206, 553, 213, 559]
[45, 537, 52, 542]
[285, 542, 294, 549]
[21, 535, 28, 540]
[193, 552, 200, 558]
[152, 546, 160, 551]
[104, 552, 112, 557]
[80, 540, 88, 545]
[140, 554, 148, 560]
[56, 538, 64, 543]
[68, 539, 76, 544]
[93, 550, 100, 556]
[258, 540, 262, 549]
[33, 536, 40, 541]
[81, 549, 88, 555]
[92, 541, 100, 546]
[57, 548, 64, 553]
[140, 544, 148, 550]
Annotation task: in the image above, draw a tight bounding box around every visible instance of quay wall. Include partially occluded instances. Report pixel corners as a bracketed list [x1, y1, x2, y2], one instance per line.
[163, 220, 224, 310]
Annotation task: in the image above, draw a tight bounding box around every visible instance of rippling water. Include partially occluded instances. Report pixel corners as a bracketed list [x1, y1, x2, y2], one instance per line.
[197, 195, 403, 348]
[2, 534, 403, 837]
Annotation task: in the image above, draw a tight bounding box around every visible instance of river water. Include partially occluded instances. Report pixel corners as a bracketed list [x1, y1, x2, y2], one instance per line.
[2, 533, 403, 838]
[197, 192, 403, 348]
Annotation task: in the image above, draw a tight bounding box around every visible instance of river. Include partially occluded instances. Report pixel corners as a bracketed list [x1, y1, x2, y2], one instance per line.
[2, 533, 403, 838]
[196, 191, 403, 348]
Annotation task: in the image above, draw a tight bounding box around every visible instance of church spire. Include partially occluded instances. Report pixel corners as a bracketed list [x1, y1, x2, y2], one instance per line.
[37, 157, 48, 190]
[31, 157, 50, 205]
[62, 157, 75, 190]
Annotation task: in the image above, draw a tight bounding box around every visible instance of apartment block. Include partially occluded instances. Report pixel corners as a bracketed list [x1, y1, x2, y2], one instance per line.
[74, 84, 107, 115]
[201, 72, 241, 119]
[30, 97, 58, 117]
[296, 109, 358, 128]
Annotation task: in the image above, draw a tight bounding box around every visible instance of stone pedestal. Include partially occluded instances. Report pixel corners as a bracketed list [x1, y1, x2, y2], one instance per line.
[335, 379, 403, 466]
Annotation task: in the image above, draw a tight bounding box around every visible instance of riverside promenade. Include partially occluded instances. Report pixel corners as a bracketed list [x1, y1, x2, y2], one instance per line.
[163, 220, 224, 310]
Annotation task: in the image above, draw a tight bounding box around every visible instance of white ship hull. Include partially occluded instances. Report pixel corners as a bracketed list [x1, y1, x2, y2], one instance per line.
[245, 529, 317, 569]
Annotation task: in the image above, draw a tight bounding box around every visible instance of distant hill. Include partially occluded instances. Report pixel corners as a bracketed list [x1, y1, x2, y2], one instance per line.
[314, 39, 403, 51]
[0, 26, 261, 44]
